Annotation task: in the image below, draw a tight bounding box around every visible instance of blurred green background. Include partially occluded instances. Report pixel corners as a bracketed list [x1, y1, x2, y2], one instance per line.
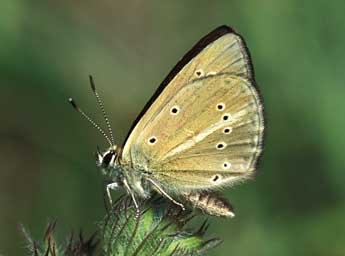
[1, 0, 345, 255]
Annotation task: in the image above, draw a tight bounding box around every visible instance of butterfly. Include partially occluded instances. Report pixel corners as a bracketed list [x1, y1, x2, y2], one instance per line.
[69, 25, 265, 217]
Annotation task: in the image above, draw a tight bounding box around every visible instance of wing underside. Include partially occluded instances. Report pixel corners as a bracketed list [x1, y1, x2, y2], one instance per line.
[121, 26, 264, 193]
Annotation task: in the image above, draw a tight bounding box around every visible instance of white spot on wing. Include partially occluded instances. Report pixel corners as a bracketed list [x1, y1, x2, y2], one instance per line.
[231, 109, 248, 120]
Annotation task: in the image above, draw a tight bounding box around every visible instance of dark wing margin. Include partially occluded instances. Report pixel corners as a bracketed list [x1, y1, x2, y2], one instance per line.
[122, 25, 263, 157]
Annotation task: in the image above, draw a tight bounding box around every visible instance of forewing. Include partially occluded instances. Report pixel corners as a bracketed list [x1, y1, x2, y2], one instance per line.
[123, 26, 252, 149]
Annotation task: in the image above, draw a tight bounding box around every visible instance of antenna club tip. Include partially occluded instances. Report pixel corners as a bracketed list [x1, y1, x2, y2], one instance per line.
[68, 98, 79, 112]
[89, 75, 96, 93]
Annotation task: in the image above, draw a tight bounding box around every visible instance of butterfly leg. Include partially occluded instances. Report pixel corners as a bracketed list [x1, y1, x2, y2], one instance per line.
[106, 182, 120, 205]
[123, 178, 140, 217]
[146, 178, 185, 211]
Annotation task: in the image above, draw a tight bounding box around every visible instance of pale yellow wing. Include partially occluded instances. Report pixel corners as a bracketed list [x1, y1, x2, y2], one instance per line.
[124, 74, 263, 191]
[121, 26, 264, 192]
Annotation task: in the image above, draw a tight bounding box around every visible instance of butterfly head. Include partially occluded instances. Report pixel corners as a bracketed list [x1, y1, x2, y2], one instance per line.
[96, 145, 120, 176]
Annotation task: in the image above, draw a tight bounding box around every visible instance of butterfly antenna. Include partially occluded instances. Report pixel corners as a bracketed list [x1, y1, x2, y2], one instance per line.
[89, 75, 115, 145]
[69, 97, 113, 147]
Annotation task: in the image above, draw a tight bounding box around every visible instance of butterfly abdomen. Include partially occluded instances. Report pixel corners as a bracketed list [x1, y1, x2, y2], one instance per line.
[183, 192, 235, 217]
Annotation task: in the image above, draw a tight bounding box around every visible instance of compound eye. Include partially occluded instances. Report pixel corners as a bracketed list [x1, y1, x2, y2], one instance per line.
[102, 151, 116, 167]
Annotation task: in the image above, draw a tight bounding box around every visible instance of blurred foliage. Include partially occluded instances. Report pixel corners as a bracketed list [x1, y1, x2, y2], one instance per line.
[21, 196, 218, 255]
[1, 0, 345, 255]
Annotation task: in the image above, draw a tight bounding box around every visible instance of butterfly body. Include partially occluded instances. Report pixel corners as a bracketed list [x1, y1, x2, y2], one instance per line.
[75, 25, 265, 217]
[184, 191, 235, 217]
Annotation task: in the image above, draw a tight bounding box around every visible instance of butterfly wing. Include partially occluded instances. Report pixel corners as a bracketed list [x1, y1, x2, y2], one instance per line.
[121, 26, 264, 193]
